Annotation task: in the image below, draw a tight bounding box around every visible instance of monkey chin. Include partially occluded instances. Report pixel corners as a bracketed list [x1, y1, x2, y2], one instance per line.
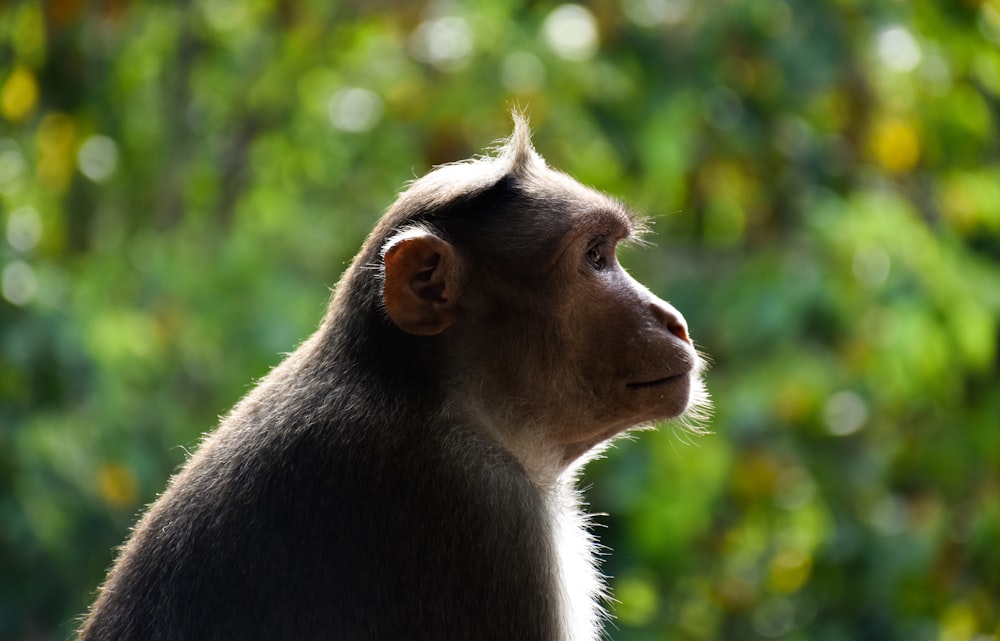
[561, 370, 700, 466]
[626, 364, 696, 421]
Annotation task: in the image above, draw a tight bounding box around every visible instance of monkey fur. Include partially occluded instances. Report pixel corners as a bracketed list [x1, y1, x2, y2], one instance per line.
[78, 115, 709, 641]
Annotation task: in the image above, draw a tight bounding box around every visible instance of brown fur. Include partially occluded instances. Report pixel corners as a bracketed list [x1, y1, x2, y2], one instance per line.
[78, 114, 708, 641]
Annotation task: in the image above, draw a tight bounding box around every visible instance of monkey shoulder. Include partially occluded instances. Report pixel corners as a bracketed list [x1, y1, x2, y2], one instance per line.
[126, 414, 559, 639]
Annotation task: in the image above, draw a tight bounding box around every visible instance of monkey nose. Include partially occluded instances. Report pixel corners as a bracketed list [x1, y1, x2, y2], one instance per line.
[650, 300, 690, 343]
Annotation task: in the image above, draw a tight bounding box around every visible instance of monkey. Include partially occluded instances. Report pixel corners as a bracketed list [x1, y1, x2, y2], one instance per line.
[78, 113, 709, 641]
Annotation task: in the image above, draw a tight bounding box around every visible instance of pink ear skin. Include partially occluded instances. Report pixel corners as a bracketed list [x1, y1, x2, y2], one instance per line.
[382, 232, 461, 336]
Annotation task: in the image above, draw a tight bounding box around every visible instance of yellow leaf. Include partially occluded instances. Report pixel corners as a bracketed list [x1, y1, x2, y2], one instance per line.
[768, 548, 812, 594]
[36, 113, 77, 193]
[1, 65, 39, 122]
[98, 462, 139, 509]
[870, 117, 921, 174]
[613, 575, 659, 626]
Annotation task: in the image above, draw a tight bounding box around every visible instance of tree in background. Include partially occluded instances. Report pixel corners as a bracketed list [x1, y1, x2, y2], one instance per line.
[1, 1, 998, 639]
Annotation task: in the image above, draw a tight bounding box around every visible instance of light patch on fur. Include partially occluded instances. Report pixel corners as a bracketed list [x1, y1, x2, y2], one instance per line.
[677, 350, 713, 435]
[488, 423, 611, 641]
[379, 224, 436, 259]
[445, 396, 608, 641]
[548, 473, 608, 641]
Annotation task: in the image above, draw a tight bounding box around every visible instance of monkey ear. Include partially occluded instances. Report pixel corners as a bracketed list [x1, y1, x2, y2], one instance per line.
[382, 230, 462, 336]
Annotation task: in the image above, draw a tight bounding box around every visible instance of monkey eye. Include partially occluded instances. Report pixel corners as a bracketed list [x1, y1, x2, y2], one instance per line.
[586, 243, 608, 270]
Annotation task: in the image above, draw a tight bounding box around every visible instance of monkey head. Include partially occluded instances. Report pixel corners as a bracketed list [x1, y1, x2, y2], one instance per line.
[374, 115, 709, 476]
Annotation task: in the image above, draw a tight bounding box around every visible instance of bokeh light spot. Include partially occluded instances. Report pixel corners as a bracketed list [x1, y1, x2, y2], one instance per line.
[623, 0, 691, 28]
[852, 245, 891, 289]
[980, 3, 1000, 45]
[877, 26, 922, 73]
[410, 16, 475, 71]
[98, 462, 139, 509]
[501, 51, 546, 93]
[1, 65, 39, 122]
[36, 113, 78, 193]
[7, 205, 43, 252]
[868, 494, 907, 536]
[543, 5, 599, 62]
[823, 390, 868, 436]
[0, 140, 27, 194]
[2, 260, 37, 306]
[870, 117, 921, 174]
[328, 88, 383, 133]
[769, 548, 813, 594]
[613, 575, 659, 625]
[77, 135, 119, 183]
[200, 0, 250, 32]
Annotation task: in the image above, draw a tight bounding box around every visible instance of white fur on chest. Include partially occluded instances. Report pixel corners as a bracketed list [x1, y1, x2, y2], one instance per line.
[546, 477, 606, 641]
[462, 414, 610, 640]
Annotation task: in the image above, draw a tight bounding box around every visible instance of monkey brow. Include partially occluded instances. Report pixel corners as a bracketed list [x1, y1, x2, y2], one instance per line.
[585, 201, 647, 242]
[622, 213, 653, 247]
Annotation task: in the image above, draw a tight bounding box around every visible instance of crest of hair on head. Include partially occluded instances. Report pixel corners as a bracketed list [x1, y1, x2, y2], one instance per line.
[386, 112, 546, 214]
[492, 110, 546, 177]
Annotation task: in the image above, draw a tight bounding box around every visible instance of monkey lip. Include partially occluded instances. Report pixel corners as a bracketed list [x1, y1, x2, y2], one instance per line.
[626, 371, 688, 390]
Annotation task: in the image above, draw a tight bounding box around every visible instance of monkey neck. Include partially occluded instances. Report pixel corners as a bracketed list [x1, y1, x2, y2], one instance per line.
[321, 271, 449, 389]
[442, 391, 598, 491]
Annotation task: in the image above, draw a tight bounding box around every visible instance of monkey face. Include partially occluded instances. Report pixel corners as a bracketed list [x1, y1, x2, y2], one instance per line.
[492, 203, 703, 461]
[378, 120, 707, 469]
[550, 230, 700, 457]
[409, 196, 706, 466]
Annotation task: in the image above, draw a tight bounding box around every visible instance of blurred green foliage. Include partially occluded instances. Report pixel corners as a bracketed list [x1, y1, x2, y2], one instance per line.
[1, 0, 999, 639]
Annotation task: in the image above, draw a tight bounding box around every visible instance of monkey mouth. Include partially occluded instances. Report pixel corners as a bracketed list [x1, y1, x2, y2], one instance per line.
[626, 372, 688, 390]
